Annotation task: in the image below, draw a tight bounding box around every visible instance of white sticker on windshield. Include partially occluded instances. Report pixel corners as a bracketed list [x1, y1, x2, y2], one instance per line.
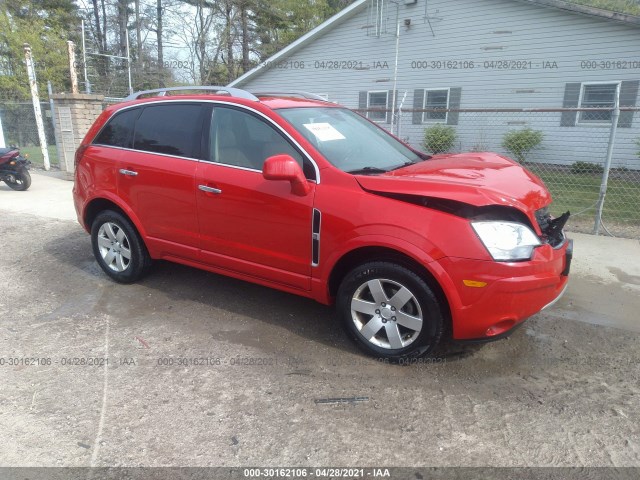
[303, 122, 346, 141]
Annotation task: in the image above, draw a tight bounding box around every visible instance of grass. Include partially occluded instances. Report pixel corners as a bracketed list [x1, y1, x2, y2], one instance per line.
[19, 145, 59, 167]
[527, 164, 640, 225]
[569, 0, 640, 16]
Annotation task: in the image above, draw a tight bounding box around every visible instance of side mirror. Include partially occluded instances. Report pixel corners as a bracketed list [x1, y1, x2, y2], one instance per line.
[262, 154, 311, 196]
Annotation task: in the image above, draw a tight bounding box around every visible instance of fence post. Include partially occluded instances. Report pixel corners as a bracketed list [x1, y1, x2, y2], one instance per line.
[48, 81, 63, 168]
[0, 112, 5, 148]
[593, 84, 621, 235]
[67, 41, 79, 94]
[24, 43, 50, 171]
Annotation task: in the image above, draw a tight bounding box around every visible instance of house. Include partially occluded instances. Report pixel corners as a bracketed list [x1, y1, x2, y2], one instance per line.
[229, 0, 640, 169]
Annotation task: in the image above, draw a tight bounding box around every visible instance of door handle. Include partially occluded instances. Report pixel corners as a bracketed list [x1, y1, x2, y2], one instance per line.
[198, 185, 222, 194]
[119, 169, 138, 176]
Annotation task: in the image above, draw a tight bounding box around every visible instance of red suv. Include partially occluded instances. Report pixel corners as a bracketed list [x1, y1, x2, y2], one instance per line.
[73, 87, 572, 359]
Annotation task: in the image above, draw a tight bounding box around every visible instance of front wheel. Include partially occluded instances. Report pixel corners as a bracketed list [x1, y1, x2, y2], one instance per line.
[4, 169, 31, 191]
[91, 210, 152, 283]
[337, 262, 445, 360]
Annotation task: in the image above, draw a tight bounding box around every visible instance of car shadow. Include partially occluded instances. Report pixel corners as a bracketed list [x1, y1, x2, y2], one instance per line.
[148, 260, 349, 351]
[44, 228, 354, 355]
[45, 227, 485, 363]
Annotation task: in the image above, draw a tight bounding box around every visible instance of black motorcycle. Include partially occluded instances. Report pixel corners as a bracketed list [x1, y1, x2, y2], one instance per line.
[0, 146, 31, 191]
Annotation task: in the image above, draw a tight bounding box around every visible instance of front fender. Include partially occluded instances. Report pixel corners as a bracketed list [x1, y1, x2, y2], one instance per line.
[311, 233, 459, 309]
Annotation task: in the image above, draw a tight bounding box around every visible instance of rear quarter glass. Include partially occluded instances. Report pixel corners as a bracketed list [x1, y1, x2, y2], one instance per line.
[93, 108, 140, 148]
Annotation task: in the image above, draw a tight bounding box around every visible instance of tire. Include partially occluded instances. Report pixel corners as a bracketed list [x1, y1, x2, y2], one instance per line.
[5, 169, 31, 191]
[337, 262, 445, 361]
[91, 210, 152, 283]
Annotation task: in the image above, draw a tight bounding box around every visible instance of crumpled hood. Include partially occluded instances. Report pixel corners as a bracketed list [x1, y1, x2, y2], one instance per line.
[355, 152, 551, 213]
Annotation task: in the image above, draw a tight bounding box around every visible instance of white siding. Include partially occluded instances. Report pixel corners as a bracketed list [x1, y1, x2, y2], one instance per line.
[236, 0, 640, 168]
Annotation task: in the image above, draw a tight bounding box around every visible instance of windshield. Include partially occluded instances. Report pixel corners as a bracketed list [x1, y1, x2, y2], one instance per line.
[278, 107, 422, 173]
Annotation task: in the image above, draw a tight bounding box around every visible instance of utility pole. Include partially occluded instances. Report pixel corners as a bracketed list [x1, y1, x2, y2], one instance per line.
[24, 44, 50, 171]
[126, 30, 133, 95]
[390, 1, 402, 135]
[594, 83, 621, 235]
[391, 17, 400, 135]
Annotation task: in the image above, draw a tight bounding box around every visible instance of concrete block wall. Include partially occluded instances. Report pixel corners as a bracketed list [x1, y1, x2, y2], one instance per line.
[51, 93, 104, 176]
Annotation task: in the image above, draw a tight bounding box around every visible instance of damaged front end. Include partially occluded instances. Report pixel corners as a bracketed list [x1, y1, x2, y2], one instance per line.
[534, 207, 571, 248]
[368, 189, 570, 252]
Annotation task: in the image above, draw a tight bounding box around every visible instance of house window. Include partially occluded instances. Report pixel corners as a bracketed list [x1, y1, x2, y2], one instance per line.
[423, 89, 449, 123]
[579, 83, 619, 124]
[367, 91, 388, 122]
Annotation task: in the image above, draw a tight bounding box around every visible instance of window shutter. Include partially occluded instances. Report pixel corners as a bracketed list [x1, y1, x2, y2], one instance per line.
[561, 83, 581, 127]
[358, 91, 367, 113]
[446, 87, 462, 126]
[618, 80, 639, 128]
[413, 89, 424, 124]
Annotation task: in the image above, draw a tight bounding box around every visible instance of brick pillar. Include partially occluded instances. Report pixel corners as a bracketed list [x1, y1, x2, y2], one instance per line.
[51, 93, 104, 177]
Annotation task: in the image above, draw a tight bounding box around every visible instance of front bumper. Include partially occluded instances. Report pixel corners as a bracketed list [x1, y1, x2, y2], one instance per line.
[437, 238, 571, 341]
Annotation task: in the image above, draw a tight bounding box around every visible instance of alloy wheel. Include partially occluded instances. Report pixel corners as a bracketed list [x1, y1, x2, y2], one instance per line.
[97, 222, 132, 272]
[350, 278, 423, 349]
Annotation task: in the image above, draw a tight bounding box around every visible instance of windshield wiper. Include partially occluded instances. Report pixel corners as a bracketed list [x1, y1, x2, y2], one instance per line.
[346, 166, 389, 175]
[389, 159, 426, 171]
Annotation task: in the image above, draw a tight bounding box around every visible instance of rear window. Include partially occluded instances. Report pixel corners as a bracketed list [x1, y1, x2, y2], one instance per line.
[93, 108, 139, 148]
[133, 104, 203, 158]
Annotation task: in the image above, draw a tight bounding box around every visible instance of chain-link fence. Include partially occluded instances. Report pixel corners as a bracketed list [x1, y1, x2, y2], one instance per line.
[357, 105, 640, 239]
[0, 99, 59, 168]
[3, 92, 639, 238]
[0, 93, 125, 171]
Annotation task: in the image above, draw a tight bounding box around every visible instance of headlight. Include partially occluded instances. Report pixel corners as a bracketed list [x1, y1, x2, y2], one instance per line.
[471, 221, 541, 261]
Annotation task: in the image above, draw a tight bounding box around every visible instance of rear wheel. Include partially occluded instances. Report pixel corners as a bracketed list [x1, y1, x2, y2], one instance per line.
[5, 169, 31, 191]
[337, 262, 444, 360]
[91, 210, 151, 283]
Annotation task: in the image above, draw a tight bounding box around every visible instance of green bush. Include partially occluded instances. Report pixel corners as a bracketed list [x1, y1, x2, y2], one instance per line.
[570, 161, 604, 175]
[501, 128, 543, 163]
[422, 124, 457, 154]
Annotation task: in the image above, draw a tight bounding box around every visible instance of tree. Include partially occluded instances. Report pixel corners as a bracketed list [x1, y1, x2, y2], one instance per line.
[91, 0, 106, 53]
[248, 0, 351, 63]
[0, 0, 78, 99]
[239, 0, 250, 73]
[117, 0, 130, 59]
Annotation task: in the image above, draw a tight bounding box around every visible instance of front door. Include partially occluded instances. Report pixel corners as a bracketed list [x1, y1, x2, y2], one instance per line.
[196, 105, 316, 290]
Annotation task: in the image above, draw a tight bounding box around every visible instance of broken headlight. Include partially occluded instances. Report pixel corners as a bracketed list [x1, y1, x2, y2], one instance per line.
[471, 221, 541, 261]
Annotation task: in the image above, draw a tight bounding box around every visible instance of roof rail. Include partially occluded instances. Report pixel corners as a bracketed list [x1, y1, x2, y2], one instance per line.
[124, 86, 259, 102]
[251, 91, 330, 102]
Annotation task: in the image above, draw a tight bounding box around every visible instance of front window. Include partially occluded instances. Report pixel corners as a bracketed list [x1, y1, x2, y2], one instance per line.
[278, 107, 421, 173]
[423, 89, 449, 122]
[367, 91, 388, 122]
[579, 83, 618, 124]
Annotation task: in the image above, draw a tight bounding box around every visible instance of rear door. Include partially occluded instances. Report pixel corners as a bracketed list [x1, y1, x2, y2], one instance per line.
[86, 108, 141, 208]
[117, 102, 204, 260]
[195, 105, 316, 290]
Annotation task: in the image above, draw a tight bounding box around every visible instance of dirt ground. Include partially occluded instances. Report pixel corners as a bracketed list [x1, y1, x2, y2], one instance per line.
[1, 199, 639, 470]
